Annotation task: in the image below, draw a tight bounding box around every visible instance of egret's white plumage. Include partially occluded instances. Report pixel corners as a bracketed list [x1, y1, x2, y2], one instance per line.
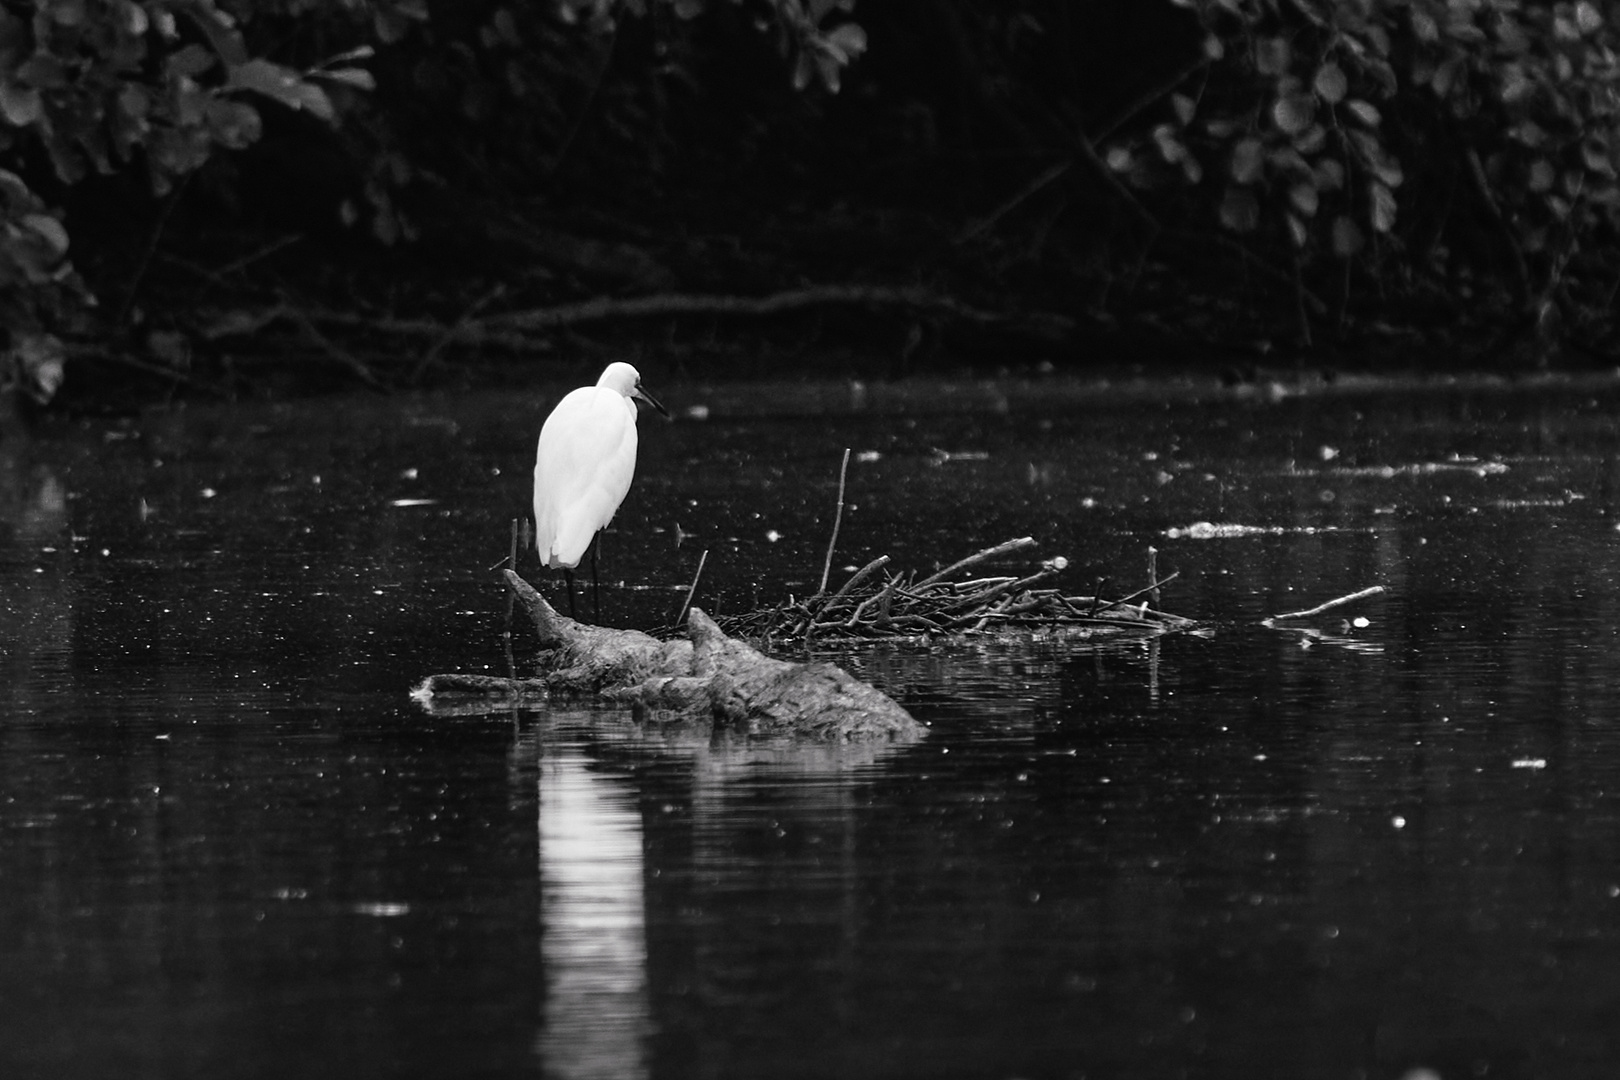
[533, 362, 665, 571]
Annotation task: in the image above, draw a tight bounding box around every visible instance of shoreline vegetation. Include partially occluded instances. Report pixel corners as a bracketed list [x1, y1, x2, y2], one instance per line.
[8, 2, 1620, 415]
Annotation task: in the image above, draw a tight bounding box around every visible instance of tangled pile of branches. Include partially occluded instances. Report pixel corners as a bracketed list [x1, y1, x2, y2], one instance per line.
[714, 536, 1195, 646]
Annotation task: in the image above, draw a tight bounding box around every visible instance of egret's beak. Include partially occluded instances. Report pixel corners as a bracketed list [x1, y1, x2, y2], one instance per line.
[633, 383, 669, 418]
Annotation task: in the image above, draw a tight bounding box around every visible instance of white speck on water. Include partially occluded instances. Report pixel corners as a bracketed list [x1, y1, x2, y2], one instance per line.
[354, 902, 411, 918]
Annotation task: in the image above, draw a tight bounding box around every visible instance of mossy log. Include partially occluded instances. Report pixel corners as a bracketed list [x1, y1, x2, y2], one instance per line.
[412, 570, 925, 742]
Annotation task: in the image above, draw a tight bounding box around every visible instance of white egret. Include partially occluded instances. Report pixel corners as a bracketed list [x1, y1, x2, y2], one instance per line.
[532, 361, 667, 618]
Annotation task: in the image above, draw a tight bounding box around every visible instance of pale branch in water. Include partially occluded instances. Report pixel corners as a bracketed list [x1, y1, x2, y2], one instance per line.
[1263, 585, 1387, 625]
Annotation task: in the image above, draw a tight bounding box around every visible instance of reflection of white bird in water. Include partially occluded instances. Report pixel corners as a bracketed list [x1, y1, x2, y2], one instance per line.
[533, 362, 667, 619]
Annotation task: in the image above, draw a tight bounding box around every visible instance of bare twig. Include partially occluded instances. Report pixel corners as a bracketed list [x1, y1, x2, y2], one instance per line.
[1171, 229, 1329, 315]
[115, 176, 191, 327]
[956, 162, 1073, 245]
[71, 345, 220, 393]
[1091, 571, 1182, 615]
[411, 283, 508, 384]
[914, 537, 1038, 590]
[1147, 546, 1160, 609]
[675, 549, 709, 628]
[280, 294, 382, 388]
[1093, 54, 1210, 143]
[818, 554, 890, 619]
[545, 25, 618, 180]
[504, 517, 521, 641]
[818, 448, 852, 595]
[1466, 148, 1531, 309]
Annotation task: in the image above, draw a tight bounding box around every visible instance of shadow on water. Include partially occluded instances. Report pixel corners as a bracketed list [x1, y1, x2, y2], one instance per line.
[4, 372, 1620, 1078]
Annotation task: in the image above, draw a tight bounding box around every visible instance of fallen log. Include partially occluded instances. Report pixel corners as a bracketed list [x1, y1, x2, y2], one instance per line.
[412, 570, 925, 742]
[289, 284, 1076, 354]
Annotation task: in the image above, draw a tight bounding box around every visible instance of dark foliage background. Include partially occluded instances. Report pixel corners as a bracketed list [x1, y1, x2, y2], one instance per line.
[3, 0, 1619, 407]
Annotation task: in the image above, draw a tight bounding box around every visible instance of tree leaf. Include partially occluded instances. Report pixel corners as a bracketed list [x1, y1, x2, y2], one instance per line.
[166, 44, 217, 79]
[50, 0, 86, 27]
[1432, 58, 1461, 98]
[1268, 145, 1309, 175]
[1349, 129, 1403, 187]
[1289, 182, 1320, 217]
[1347, 100, 1381, 126]
[1500, 63, 1533, 103]
[824, 23, 867, 63]
[815, 52, 842, 93]
[205, 98, 262, 149]
[1331, 215, 1364, 257]
[179, 4, 249, 67]
[1293, 123, 1326, 155]
[1172, 93, 1196, 124]
[1369, 181, 1397, 233]
[1219, 186, 1260, 233]
[227, 59, 335, 120]
[1287, 212, 1309, 247]
[1582, 135, 1614, 176]
[1272, 93, 1314, 135]
[1256, 36, 1290, 77]
[1314, 158, 1345, 191]
[1153, 123, 1186, 163]
[0, 82, 42, 126]
[1230, 137, 1264, 184]
[312, 67, 376, 91]
[116, 0, 147, 35]
[22, 213, 69, 256]
[1496, 18, 1530, 54]
[1313, 62, 1347, 104]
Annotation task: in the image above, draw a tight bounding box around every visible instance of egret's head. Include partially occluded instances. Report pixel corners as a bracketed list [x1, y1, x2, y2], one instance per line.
[598, 362, 642, 394]
[600, 362, 668, 417]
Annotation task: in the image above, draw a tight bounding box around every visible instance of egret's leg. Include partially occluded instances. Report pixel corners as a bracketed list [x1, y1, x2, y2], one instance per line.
[589, 534, 602, 622]
[563, 568, 578, 619]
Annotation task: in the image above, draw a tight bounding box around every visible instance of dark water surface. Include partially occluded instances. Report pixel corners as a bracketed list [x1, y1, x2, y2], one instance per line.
[4, 372, 1620, 1079]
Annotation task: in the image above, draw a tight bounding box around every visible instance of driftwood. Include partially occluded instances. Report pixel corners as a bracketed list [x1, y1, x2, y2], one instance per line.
[412, 570, 925, 742]
[1263, 585, 1387, 625]
[415, 450, 1196, 739]
[1257, 584, 1387, 654]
